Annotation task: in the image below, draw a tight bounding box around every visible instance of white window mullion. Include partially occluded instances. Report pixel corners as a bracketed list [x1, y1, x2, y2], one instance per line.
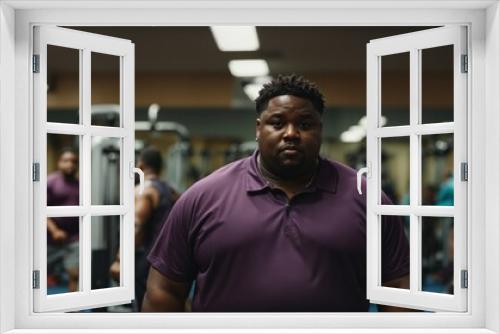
[374, 125, 411, 138]
[374, 205, 454, 217]
[365, 43, 378, 295]
[46, 123, 86, 135]
[80, 215, 91, 294]
[409, 48, 420, 293]
[375, 123, 455, 138]
[46, 206, 87, 217]
[375, 205, 412, 215]
[121, 45, 135, 295]
[81, 48, 92, 294]
[90, 126, 127, 138]
[90, 205, 127, 216]
[415, 122, 454, 135]
[410, 215, 421, 293]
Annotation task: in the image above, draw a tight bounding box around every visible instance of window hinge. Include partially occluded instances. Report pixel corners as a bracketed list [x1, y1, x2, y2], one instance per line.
[461, 270, 468, 289]
[461, 54, 468, 73]
[32, 163, 40, 182]
[32, 270, 40, 289]
[461, 162, 468, 181]
[32, 55, 40, 73]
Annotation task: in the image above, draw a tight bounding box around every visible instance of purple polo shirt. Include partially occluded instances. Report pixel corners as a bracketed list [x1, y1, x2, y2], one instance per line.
[47, 171, 80, 245]
[148, 151, 409, 312]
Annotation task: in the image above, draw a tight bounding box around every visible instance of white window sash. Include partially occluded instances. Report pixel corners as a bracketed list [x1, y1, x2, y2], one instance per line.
[366, 26, 468, 312]
[32, 26, 135, 312]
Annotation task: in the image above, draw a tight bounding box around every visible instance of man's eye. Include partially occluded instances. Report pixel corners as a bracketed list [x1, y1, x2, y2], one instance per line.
[271, 121, 283, 128]
[299, 122, 312, 130]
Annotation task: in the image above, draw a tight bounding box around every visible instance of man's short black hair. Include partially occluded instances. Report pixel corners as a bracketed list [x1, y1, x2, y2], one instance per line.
[139, 147, 163, 173]
[255, 74, 325, 115]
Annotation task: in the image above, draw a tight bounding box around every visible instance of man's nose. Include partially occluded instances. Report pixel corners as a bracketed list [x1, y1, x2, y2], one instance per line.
[283, 123, 300, 139]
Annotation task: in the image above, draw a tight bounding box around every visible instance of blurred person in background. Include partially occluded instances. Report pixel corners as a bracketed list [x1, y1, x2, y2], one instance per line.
[110, 147, 179, 311]
[47, 147, 80, 292]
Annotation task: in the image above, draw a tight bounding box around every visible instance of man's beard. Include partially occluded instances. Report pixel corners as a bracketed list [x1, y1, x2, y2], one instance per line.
[274, 158, 317, 179]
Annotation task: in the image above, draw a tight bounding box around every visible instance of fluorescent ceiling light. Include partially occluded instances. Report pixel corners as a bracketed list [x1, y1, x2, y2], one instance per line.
[243, 84, 262, 101]
[210, 26, 259, 51]
[340, 125, 366, 143]
[358, 116, 367, 128]
[340, 131, 364, 143]
[358, 115, 388, 128]
[254, 76, 272, 84]
[243, 76, 271, 101]
[380, 116, 388, 127]
[228, 59, 269, 77]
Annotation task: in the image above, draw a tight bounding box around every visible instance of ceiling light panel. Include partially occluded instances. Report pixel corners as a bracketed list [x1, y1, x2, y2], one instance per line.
[210, 26, 260, 52]
[228, 59, 269, 77]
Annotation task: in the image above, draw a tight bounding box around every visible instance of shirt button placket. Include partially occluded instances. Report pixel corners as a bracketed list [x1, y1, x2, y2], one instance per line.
[284, 199, 293, 220]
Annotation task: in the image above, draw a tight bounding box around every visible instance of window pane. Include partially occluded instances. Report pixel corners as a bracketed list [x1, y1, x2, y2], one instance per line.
[47, 216, 80, 295]
[381, 215, 410, 289]
[47, 45, 80, 124]
[421, 133, 454, 206]
[91, 215, 121, 290]
[381, 137, 409, 205]
[421, 45, 454, 124]
[422, 216, 454, 294]
[91, 137, 121, 205]
[47, 134, 80, 206]
[91, 52, 121, 127]
[381, 52, 410, 127]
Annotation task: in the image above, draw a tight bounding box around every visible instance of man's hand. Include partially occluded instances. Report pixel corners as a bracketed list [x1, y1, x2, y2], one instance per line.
[47, 218, 68, 243]
[50, 227, 68, 243]
[109, 257, 120, 281]
[142, 267, 190, 312]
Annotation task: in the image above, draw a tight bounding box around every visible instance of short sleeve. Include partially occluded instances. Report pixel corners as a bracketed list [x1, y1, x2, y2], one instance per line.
[147, 194, 196, 283]
[46, 175, 55, 206]
[380, 194, 410, 283]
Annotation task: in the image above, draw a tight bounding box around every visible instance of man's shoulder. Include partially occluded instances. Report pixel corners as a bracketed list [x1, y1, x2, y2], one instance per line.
[321, 157, 358, 179]
[319, 158, 364, 201]
[47, 171, 62, 185]
[180, 156, 251, 200]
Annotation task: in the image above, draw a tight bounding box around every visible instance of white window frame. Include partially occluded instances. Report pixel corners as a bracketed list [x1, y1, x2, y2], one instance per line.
[0, 1, 499, 333]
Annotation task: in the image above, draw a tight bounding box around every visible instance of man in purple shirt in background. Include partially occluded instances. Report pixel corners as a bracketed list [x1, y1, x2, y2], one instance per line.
[144, 74, 410, 312]
[47, 147, 80, 292]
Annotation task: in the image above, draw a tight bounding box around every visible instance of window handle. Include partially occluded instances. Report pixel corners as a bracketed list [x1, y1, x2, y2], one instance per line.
[130, 162, 145, 195]
[357, 164, 370, 195]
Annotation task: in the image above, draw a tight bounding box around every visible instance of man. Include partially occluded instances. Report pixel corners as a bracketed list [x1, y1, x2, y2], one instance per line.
[143, 74, 409, 312]
[47, 147, 80, 292]
[110, 147, 179, 311]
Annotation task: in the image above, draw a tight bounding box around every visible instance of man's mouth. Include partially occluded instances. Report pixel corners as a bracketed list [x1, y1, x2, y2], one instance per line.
[280, 146, 301, 154]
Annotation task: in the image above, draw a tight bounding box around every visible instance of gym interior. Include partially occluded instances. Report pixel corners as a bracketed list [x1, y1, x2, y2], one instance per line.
[44, 26, 454, 312]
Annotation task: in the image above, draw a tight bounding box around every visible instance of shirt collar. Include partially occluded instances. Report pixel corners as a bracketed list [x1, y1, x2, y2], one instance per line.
[245, 150, 271, 193]
[245, 150, 338, 194]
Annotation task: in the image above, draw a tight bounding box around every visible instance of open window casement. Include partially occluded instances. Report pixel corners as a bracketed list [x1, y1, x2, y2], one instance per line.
[33, 26, 136, 312]
[365, 26, 467, 312]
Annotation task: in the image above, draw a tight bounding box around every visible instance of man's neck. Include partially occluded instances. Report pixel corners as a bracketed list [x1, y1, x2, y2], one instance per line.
[258, 156, 318, 199]
[61, 172, 77, 182]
